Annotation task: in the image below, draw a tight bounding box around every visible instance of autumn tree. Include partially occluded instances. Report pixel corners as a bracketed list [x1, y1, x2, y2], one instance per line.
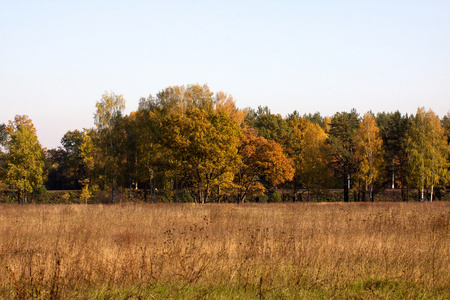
[0, 123, 6, 148]
[327, 109, 360, 202]
[289, 118, 332, 201]
[46, 129, 90, 190]
[443, 112, 450, 145]
[0, 123, 7, 188]
[234, 128, 294, 203]
[302, 111, 327, 129]
[5, 115, 44, 203]
[94, 91, 126, 203]
[405, 108, 449, 201]
[141, 84, 242, 203]
[354, 113, 384, 201]
[253, 106, 293, 149]
[133, 99, 163, 202]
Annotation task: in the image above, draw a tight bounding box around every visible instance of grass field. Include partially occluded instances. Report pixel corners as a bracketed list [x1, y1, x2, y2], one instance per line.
[0, 202, 449, 299]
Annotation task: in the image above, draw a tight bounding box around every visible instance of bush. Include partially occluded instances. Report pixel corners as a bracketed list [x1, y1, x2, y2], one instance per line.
[34, 185, 50, 202]
[79, 185, 91, 204]
[268, 191, 282, 202]
[60, 192, 71, 203]
[181, 189, 194, 203]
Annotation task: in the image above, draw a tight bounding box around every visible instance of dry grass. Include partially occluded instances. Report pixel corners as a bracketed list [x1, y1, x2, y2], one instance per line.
[0, 202, 449, 299]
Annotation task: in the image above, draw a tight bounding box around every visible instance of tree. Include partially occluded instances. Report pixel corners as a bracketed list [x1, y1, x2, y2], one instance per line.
[0, 123, 8, 189]
[302, 111, 326, 129]
[290, 119, 333, 201]
[327, 110, 360, 202]
[141, 84, 242, 203]
[94, 91, 126, 203]
[0, 123, 6, 148]
[45, 129, 91, 190]
[254, 106, 293, 148]
[405, 108, 449, 201]
[443, 112, 450, 145]
[5, 115, 44, 203]
[234, 128, 294, 203]
[354, 113, 384, 201]
[376, 111, 410, 200]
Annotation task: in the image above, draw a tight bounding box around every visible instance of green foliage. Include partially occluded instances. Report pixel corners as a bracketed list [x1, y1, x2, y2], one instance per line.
[5, 115, 44, 203]
[147, 84, 243, 203]
[253, 106, 293, 148]
[34, 185, 49, 202]
[267, 191, 282, 202]
[94, 92, 126, 203]
[181, 189, 194, 203]
[22, 82, 446, 203]
[46, 129, 91, 190]
[443, 111, 450, 145]
[327, 109, 360, 201]
[0, 123, 6, 148]
[405, 107, 449, 200]
[376, 111, 410, 193]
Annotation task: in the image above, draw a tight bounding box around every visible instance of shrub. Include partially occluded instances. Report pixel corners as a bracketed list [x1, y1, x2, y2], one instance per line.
[79, 185, 91, 204]
[268, 191, 282, 202]
[181, 189, 194, 203]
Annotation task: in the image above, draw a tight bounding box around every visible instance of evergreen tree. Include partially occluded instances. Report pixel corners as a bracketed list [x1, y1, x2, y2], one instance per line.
[327, 109, 360, 202]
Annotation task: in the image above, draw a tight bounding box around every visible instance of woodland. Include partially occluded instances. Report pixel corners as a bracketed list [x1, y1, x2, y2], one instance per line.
[1, 84, 449, 204]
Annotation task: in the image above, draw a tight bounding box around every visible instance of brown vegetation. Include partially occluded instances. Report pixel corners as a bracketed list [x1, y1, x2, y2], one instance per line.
[0, 202, 449, 299]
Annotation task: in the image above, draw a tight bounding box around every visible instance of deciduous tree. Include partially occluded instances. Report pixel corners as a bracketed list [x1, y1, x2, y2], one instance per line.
[5, 115, 44, 203]
[143, 84, 242, 203]
[405, 108, 449, 201]
[294, 119, 332, 201]
[235, 128, 294, 203]
[94, 91, 126, 203]
[354, 113, 384, 201]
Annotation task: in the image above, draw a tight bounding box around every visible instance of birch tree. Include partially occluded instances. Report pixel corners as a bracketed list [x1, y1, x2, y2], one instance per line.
[405, 108, 449, 201]
[298, 121, 332, 200]
[94, 91, 126, 203]
[354, 113, 384, 201]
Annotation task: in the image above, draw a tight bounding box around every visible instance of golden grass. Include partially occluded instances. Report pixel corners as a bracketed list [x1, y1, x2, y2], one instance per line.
[0, 202, 449, 299]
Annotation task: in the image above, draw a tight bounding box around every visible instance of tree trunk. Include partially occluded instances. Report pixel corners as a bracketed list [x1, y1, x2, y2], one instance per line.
[217, 184, 221, 203]
[370, 183, 374, 202]
[391, 169, 395, 189]
[430, 185, 434, 202]
[343, 173, 349, 202]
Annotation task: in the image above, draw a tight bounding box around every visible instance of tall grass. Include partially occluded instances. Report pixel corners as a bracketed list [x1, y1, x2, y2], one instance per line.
[0, 202, 449, 299]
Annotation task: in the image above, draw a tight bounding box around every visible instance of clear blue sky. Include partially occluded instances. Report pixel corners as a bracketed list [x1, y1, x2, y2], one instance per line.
[1, 0, 449, 149]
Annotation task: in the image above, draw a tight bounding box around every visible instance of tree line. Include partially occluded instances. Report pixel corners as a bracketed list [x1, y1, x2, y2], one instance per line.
[1, 84, 449, 203]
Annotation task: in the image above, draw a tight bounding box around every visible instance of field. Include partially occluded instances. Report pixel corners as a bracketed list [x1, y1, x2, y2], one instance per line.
[0, 202, 449, 299]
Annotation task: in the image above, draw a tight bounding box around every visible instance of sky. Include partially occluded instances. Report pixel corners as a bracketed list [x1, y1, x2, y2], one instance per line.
[1, 0, 449, 149]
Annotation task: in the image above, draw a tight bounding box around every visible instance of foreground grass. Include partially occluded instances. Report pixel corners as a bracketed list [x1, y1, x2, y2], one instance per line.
[0, 202, 449, 299]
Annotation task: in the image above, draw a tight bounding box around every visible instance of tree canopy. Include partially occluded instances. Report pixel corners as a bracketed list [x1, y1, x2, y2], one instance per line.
[4, 115, 44, 203]
[2, 85, 449, 203]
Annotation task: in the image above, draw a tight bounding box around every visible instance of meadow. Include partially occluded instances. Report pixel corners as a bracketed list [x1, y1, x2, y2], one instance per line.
[0, 202, 449, 299]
